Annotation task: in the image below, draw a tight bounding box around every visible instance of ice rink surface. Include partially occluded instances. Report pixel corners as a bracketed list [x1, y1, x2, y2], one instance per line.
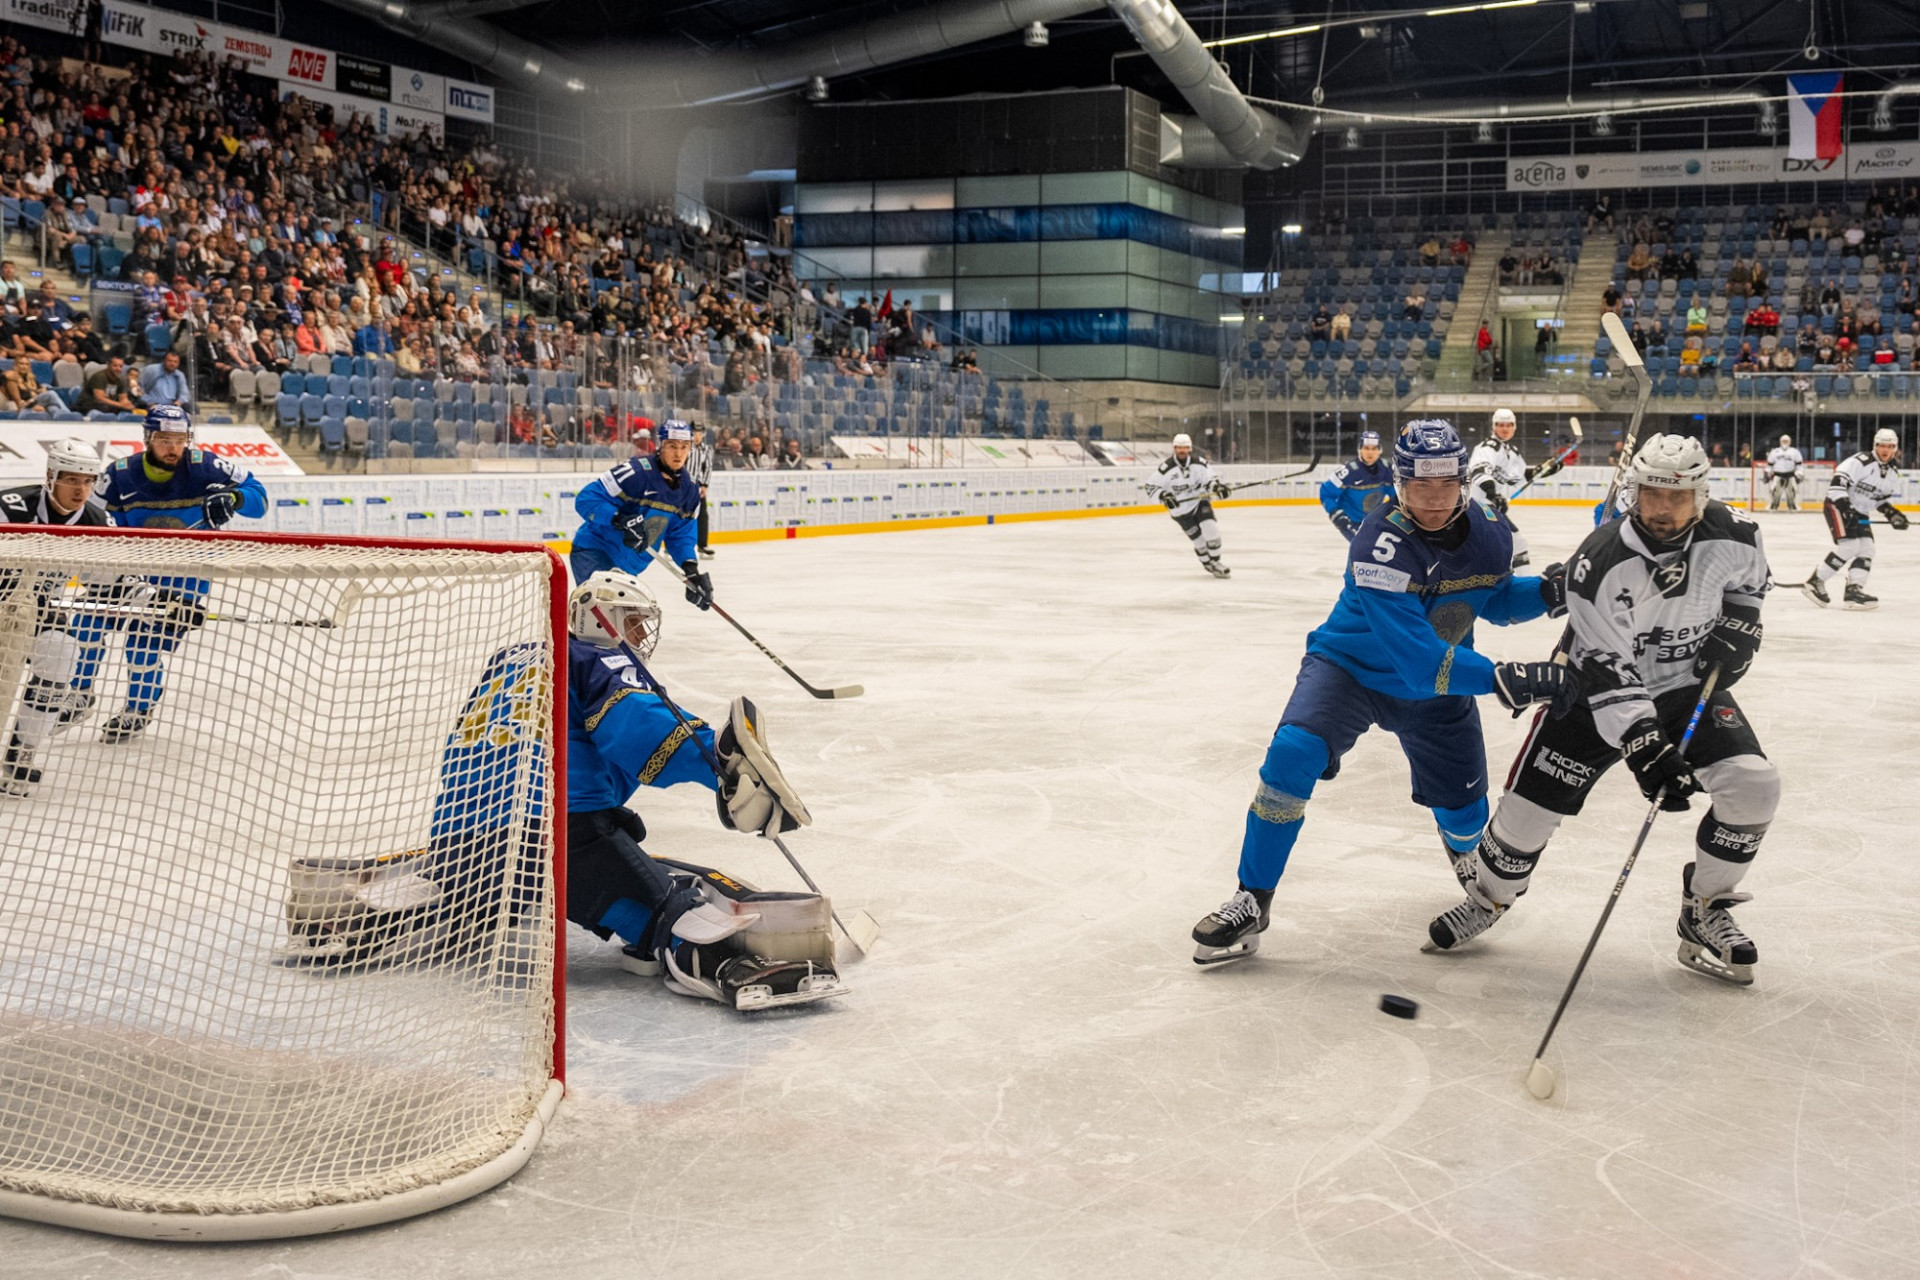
[7, 501, 1920, 1279]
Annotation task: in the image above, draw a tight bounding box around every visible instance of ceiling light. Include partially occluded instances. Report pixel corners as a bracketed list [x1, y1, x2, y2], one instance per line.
[1343, 127, 1362, 150]
[1474, 120, 1495, 142]
[1757, 100, 1778, 136]
[805, 75, 829, 102]
[1592, 113, 1614, 136]
[1281, 223, 1303, 235]
[522, 58, 542, 76]
[1222, 226, 1246, 236]
[1424, 0, 1536, 16]
[1023, 21, 1049, 47]
[1205, 22, 1323, 50]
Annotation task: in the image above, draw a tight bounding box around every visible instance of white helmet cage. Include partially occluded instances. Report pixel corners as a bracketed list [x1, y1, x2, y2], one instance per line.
[568, 570, 662, 658]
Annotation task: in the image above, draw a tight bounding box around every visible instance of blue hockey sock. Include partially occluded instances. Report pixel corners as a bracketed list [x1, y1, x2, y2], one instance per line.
[598, 898, 653, 947]
[1431, 798, 1489, 853]
[1236, 726, 1328, 891]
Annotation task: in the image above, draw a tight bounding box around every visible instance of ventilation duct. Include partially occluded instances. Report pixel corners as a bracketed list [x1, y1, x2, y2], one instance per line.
[1108, 0, 1306, 169]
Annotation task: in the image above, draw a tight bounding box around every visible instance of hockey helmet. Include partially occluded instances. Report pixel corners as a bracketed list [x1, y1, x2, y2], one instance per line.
[1778, 434, 1792, 447]
[44, 437, 100, 485]
[1359, 430, 1382, 448]
[1629, 434, 1710, 534]
[143, 403, 192, 439]
[1172, 433, 1193, 450]
[1491, 407, 1517, 437]
[1393, 419, 1467, 482]
[660, 419, 694, 442]
[1873, 427, 1899, 460]
[569, 570, 662, 657]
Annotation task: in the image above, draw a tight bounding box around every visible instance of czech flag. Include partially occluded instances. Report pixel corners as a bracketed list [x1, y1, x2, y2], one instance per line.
[1787, 73, 1844, 161]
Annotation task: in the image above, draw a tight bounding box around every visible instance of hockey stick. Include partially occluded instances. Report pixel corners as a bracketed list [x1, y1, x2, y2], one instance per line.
[646, 548, 864, 700]
[1595, 312, 1654, 525]
[1221, 453, 1326, 493]
[1523, 665, 1721, 1102]
[1505, 419, 1583, 503]
[42, 599, 335, 628]
[592, 610, 879, 957]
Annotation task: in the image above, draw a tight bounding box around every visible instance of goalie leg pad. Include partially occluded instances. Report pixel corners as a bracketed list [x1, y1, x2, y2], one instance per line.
[15, 630, 91, 749]
[717, 696, 812, 836]
[656, 856, 835, 966]
[282, 852, 443, 966]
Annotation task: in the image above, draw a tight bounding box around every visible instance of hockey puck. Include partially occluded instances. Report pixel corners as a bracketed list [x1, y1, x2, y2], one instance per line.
[1379, 994, 1419, 1020]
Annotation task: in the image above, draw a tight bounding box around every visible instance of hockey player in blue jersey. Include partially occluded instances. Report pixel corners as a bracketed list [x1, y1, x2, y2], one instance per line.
[95, 404, 268, 741]
[563, 571, 844, 1010]
[1190, 418, 1581, 964]
[569, 419, 715, 612]
[1318, 429, 1397, 541]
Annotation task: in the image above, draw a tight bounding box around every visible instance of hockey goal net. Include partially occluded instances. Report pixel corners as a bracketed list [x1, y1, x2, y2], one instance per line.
[1748, 460, 1836, 512]
[0, 528, 566, 1241]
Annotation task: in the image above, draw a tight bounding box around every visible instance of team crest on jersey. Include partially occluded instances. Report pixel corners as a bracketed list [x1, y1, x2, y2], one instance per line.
[1429, 600, 1476, 644]
[1652, 559, 1689, 598]
[1714, 706, 1745, 729]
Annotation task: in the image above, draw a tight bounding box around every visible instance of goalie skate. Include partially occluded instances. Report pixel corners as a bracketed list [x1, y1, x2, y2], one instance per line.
[1675, 862, 1756, 986]
[1191, 886, 1271, 965]
[663, 939, 847, 1011]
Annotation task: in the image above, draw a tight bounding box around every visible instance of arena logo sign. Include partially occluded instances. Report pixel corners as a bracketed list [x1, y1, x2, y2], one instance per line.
[1503, 143, 1915, 191]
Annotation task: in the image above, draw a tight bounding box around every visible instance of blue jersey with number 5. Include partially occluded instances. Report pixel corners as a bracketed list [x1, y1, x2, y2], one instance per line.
[1305, 502, 1548, 700]
[571, 458, 700, 575]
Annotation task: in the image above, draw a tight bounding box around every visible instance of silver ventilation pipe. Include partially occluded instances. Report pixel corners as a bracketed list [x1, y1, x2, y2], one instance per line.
[1106, 0, 1306, 169]
[1321, 87, 1769, 127]
[318, 0, 597, 94]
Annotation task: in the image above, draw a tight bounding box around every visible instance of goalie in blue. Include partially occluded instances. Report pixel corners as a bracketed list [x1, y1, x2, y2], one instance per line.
[94, 404, 267, 742]
[569, 419, 714, 612]
[1318, 429, 1397, 541]
[1190, 419, 1581, 965]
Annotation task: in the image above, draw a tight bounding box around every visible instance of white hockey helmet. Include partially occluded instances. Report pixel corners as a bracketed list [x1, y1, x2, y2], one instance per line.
[1172, 433, 1193, 450]
[1491, 408, 1517, 438]
[1778, 434, 1792, 447]
[1630, 433, 1711, 524]
[568, 570, 661, 657]
[44, 437, 101, 485]
[1873, 428, 1899, 458]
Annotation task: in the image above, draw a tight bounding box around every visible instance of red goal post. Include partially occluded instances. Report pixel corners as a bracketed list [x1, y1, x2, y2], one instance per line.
[0, 525, 569, 1241]
[1748, 460, 1835, 512]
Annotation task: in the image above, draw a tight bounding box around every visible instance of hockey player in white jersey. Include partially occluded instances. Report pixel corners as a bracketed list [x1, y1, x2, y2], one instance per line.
[1764, 434, 1804, 511]
[1466, 408, 1563, 569]
[1144, 433, 1232, 578]
[1426, 435, 1778, 986]
[1803, 428, 1907, 610]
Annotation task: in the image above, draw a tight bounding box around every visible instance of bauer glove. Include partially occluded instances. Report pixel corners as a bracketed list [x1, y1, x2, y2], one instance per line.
[1881, 503, 1910, 531]
[1330, 510, 1355, 541]
[1693, 604, 1762, 688]
[1212, 481, 1232, 500]
[680, 562, 714, 610]
[1492, 661, 1580, 719]
[1622, 718, 1700, 811]
[1159, 493, 1178, 510]
[202, 488, 241, 527]
[1537, 562, 1568, 618]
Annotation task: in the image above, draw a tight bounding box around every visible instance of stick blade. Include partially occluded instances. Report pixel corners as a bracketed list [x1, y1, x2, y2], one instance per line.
[836, 909, 881, 960]
[817, 684, 865, 700]
[1599, 311, 1641, 372]
[1524, 1058, 1557, 1100]
[1568, 416, 1583, 439]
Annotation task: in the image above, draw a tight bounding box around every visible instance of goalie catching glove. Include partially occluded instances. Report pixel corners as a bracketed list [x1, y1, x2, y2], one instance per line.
[715, 696, 811, 837]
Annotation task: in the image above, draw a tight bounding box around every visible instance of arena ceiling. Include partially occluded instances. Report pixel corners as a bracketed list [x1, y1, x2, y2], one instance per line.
[461, 0, 1919, 110]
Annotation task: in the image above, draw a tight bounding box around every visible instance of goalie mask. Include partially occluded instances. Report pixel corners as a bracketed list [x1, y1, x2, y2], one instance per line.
[569, 570, 661, 657]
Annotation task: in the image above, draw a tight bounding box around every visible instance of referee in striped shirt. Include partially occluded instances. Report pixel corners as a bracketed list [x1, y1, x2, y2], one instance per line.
[690, 424, 716, 558]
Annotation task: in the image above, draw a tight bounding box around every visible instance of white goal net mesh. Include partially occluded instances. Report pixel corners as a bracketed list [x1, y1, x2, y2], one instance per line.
[1749, 461, 1837, 511]
[0, 531, 560, 1237]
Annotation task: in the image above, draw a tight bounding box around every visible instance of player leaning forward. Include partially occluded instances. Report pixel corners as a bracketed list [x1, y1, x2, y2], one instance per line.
[1191, 419, 1577, 964]
[1, 438, 114, 794]
[1144, 433, 1232, 578]
[1802, 427, 1907, 610]
[564, 571, 845, 1010]
[97, 404, 267, 739]
[1428, 435, 1777, 985]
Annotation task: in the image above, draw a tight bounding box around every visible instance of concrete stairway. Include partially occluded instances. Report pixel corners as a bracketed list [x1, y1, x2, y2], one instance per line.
[1433, 236, 1508, 385]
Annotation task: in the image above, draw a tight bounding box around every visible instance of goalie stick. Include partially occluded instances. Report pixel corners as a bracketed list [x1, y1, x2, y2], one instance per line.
[1523, 666, 1721, 1102]
[590, 607, 880, 958]
[646, 548, 863, 700]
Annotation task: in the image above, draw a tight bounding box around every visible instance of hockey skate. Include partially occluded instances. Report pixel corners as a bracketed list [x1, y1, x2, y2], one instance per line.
[1423, 896, 1504, 953]
[663, 938, 847, 1011]
[619, 943, 662, 977]
[2, 736, 40, 798]
[100, 709, 152, 743]
[1675, 862, 1756, 986]
[1800, 575, 1830, 607]
[1843, 583, 1879, 611]
[1191, 886, 1271, 965]
[1201, 557, 1231, 579]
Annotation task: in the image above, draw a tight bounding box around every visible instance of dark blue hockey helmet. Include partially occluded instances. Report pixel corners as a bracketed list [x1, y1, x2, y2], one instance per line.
[143, 403, 193, 439]
[1359, 429, 1382, 448]
[1393, 418, 1466, 482]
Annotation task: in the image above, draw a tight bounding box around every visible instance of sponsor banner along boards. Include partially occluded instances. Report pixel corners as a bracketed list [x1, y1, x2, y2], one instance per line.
[4, 0, 88, 36]
[0, 422, 304, 480]
[98, 1, 331, 85]
[1506, 141, 1920, 191]
[445, 78, 494, 123]
[277, 82, 444, 141]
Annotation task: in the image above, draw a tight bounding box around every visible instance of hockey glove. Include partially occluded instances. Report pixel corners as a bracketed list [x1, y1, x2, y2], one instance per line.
[680, 562, 714, 611]
[616, 510, 652, 551]
[1621, 717, 1700, 811]
[1693, 603, 1762, 688]
[1478, 481, 1508, 517]
[715, 696, 811, 836]
[202, 488, 241, 528]
[1330, 510, 1356, 541]
[1159, 493, 1179, 510]
[1531, 455, 1566, 482]
[1492, 661, 1581, 719]
[1537, 562, 1569, 618]
[1212, 481, 1232, 500]
[1881, 503, 1910, 531]
[151, 587, 208, 634]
